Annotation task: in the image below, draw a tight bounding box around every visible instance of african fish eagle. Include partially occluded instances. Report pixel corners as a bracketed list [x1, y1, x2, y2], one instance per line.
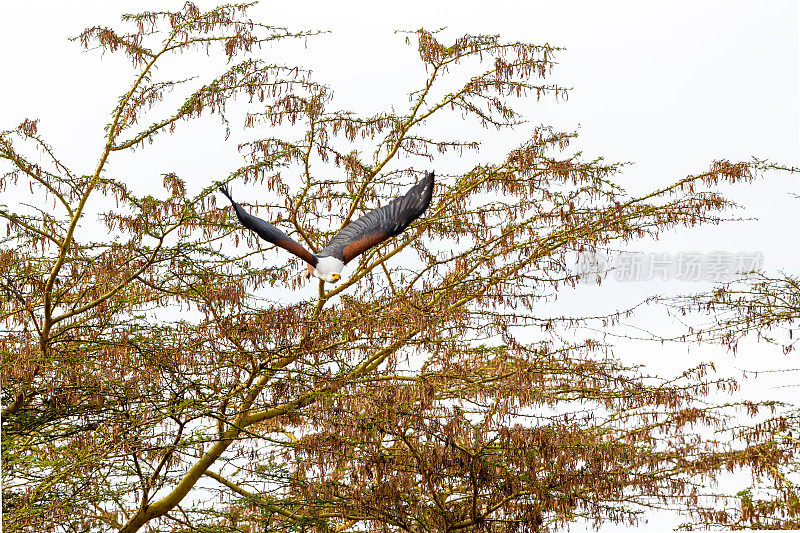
[219, 172, 434, 283]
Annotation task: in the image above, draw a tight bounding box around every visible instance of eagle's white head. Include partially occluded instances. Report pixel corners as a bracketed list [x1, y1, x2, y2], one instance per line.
[310, 256, 345, 283]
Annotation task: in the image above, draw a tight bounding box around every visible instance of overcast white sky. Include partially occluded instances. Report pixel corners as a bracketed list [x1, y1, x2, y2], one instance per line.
[2, 0, 797, 258]
[1, 2, 799, 530]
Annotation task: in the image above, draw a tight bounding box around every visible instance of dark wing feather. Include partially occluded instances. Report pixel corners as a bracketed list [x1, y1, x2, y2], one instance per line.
[318, 171, 434, 264]
[219, 185, 317, 267]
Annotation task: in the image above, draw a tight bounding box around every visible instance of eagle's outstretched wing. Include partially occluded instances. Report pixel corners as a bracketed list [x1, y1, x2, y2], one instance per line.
[218, 185, 318, 267]
[318, 172, 435, 264]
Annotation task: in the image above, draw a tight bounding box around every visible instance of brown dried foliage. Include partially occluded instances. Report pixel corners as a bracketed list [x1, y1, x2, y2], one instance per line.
[657, 260, 800, 528]
[1, 4, 796, 533]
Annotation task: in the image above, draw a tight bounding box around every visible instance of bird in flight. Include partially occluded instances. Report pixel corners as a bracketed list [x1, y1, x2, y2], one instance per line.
[219, 172, 434, 283]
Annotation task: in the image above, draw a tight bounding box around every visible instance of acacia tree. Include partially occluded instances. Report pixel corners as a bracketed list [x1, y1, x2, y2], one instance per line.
[2, 3, 796, 532]
[661, 262, 800, 528]
[671, 271, 800, 355]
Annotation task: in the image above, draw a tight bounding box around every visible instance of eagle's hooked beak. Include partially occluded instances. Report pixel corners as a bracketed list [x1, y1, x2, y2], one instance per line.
[306, 264, 314, 279]
[331, 274, 340, 282]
